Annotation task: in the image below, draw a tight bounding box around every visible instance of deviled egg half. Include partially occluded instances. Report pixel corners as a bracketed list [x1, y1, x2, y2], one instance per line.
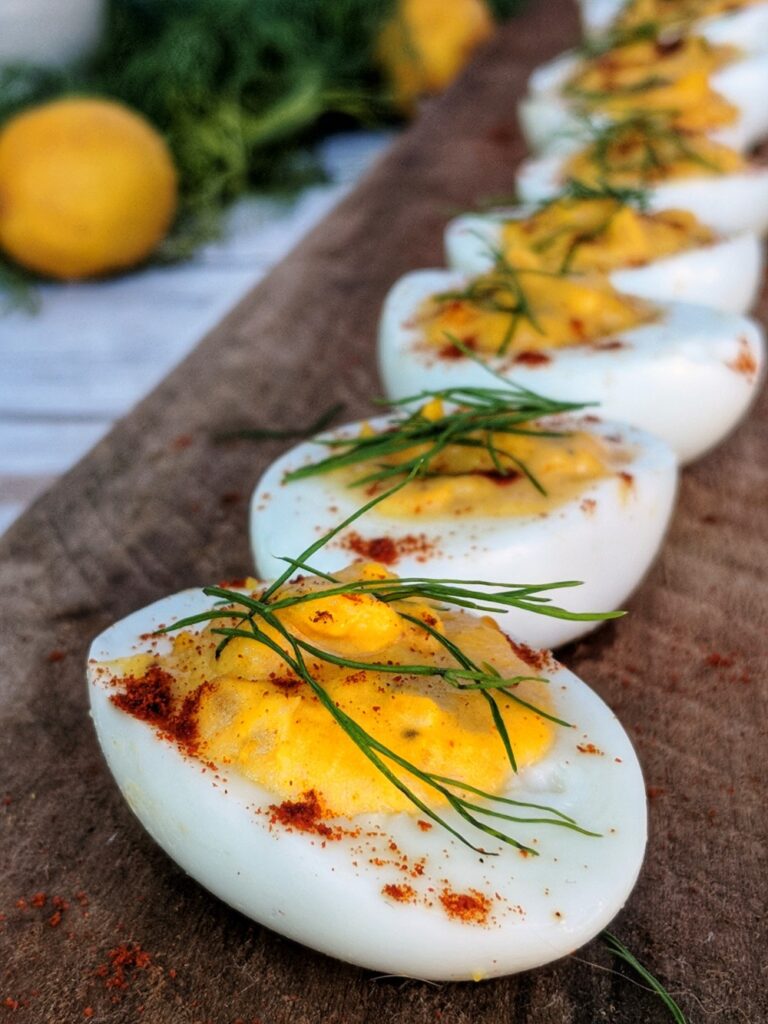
[519, 32, 768, 155]
[377, 265, 765, 463]
[516, 116, 768, 235]
[250, 396, 677, 648]
[89, 558, 647, 980]
[445, 188, 763, 312]
[579, 0, 768, 50]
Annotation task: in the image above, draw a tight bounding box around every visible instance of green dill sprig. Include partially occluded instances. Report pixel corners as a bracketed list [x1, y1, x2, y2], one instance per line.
[0, 254, 41, 314]
[584, 114, 724, 181]
[454, 170, 651, 221]
[433, 252, 568, 354]
[464, 179, 650, 219]
[578, 21, 663, 60]
[523, 180, 653, 274]
[457, 180, 652, 277]
[565, 75, 672, 102]
[282, 346, 590, 493]
[551, 178, 651, 210]
[158, 472, 620, 853]
[213, 401, 345, 443]
[601, 931, 688, 1023]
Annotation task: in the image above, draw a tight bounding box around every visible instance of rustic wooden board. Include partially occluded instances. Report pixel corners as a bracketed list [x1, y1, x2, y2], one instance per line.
[1, 3, 767, 1020]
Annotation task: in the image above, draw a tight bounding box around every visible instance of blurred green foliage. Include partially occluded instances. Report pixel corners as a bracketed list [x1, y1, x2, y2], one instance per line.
[92, 0, 397, 215]
[0, 0, 523, 253]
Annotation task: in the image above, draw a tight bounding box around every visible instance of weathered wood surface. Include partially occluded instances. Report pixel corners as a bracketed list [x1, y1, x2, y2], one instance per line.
[1, 2, 767, 1020]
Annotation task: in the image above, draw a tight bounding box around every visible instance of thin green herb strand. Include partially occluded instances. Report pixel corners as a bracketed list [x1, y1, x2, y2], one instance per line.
[399, 610, 519, 773]
[245, 604, 561, 854]
[213, 401, 345, 442]
[154, 471, 618, 851]
[261, 466, 422, 601]
[160, 579, 601, 852]
[601, 931, 688, 1024]
[283, 342, 591, 491]
[575, 113, 727, 186]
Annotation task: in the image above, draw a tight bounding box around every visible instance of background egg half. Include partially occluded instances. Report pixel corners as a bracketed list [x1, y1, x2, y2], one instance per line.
[518, 48, 768, 154]
[515, 153, 768, 237]
[250, 414, 678, 648]
[89, 589, 648, 981]
[578, 0, 768, 50]
[444, 209, 763, 313]
[377, 268, 766, 463]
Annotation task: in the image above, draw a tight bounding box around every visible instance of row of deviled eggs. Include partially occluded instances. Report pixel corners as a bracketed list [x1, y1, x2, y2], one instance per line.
[88, 0, 767, 990]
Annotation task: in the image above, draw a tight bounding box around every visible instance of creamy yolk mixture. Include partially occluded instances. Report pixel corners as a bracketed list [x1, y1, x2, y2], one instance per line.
[499, 198, 715, 274]
[566, 36, 739, 132]
[111, 563, 554, 817]
[420, 270, 654, 352]
[618, 0, 760, 30]
[564, 124, 744, 187]
[351, 415, 616, 518]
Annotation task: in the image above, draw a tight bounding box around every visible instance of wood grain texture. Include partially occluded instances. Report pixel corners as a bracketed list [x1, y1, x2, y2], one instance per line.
[1, 3, 767, 1021]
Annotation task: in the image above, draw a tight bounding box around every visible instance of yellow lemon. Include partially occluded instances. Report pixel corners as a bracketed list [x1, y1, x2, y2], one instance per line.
[378, 0, 494, 113]
[0, 97, 178, 280]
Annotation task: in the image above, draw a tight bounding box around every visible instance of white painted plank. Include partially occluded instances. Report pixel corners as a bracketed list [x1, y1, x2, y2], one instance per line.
[0, 131, 394, 534]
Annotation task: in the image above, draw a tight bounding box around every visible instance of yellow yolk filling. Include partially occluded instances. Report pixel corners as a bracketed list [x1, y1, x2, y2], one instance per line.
[500, 199, 715, 274]
[618, 0, 760, 30]
[564, 124, 744, 187]
[111, 565, 554, 817]
[566, 37, 739, 132]
[420, 270, 654, 352]
[355, 423, 614, 518]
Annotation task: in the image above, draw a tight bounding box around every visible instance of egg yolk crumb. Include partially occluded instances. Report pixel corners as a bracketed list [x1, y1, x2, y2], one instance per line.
[107, 564, 554, 818]
[564, 121, 744, 187]
[565, 35, 739, 133]
[499, 198, 716, 275]
[419, 269, 654, 352]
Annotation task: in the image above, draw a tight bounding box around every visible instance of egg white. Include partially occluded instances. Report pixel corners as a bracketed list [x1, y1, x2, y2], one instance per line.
[519, 48, 768, 154]
[578, 0, 768, 50]
[89, 589, 647, 981]
[444, 209, 763, 313]
[515, 151, 768, 236]
[250, 414, 677, 648]
[577, 0, 627, 33]
[378, 268, 766, 464]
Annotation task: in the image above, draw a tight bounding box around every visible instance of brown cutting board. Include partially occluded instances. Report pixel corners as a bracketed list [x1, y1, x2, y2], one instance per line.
[1, 3, 767, 1021]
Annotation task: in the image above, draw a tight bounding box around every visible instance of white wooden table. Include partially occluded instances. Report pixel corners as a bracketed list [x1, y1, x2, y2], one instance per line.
[0, 131, 393, 536]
